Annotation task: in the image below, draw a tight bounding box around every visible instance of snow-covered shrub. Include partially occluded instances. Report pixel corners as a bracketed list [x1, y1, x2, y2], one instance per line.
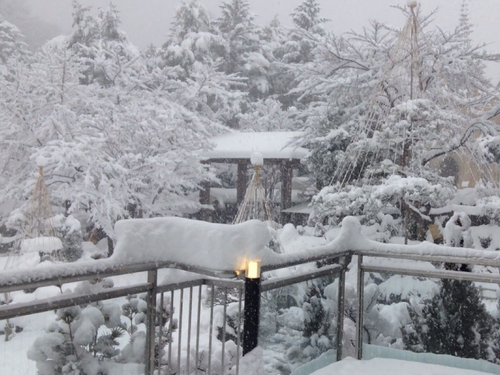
[121, 294, 148, 335]
[53, 214, 83, 262]
[216, 302, 243, 344]
[28, 304, 124, 375]
[373, 175, 455, 211]
[258, 275, 338, 374]
[309, 184, 373, 226]
[478, 196, 500, 225]
[442, 211, 473, 249]
[479, 236, 492, 249]
[121, 293, 177, 369]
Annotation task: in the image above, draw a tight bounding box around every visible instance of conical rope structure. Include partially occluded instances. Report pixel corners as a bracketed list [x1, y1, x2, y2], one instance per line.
[332, 2, 427, 188]
[331, 2, 498, 190]
[2, 166, 58, 340]
[233, 154, 284, 253]
[233, 164, 273, 224]
[4, 165, 57, 270]
[24, 166, 57, 239]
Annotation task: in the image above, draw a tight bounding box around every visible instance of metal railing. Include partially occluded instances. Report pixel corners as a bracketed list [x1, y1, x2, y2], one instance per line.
[1, 244, 500, 374]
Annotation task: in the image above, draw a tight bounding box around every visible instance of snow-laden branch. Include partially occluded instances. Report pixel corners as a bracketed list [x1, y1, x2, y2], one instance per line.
[421, 121, 488, 166]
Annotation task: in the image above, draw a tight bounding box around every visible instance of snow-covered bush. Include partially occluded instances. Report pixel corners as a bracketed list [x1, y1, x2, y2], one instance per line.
[53, 214, 83, 262]
[442, 211, 473, 249]
[372, 175, 455, 212]
[478, 196, 500, 225]
[27, 304, 125, 375]
[309, 184, 373, 226]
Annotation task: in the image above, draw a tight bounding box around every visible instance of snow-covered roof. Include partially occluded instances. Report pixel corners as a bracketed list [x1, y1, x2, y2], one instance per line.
[203, 131, 308, 161]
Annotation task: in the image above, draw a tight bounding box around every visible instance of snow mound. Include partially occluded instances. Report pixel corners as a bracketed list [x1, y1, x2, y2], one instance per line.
[20, 237, 62, 253]
[111, 217, 272, 271]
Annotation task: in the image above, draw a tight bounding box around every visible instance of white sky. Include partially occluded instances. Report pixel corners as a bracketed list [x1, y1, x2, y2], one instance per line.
[23, 0, 500, 81]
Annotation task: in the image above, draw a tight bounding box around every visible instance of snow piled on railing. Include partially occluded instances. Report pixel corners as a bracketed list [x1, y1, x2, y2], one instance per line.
[3, 215, 500, 288]
[0, 218, 272, 287]
[262, 216, 500, 268]
[110, 217, 272, 270]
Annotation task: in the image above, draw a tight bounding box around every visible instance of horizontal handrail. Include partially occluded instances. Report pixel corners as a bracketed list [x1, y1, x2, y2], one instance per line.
[357, 250, 500, 268]
[0, 260, 237, 293]
[0, 283, 152, 320]
[362, 264, 500, 284]
[261, 264, 343, 292]
[2, 244, 499, 293]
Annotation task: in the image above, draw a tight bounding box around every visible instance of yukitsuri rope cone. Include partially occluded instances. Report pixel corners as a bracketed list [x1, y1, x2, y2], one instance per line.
[3, 162, 61, 340]
[233, 152, 284, 253]
[24, 164, 57, 239]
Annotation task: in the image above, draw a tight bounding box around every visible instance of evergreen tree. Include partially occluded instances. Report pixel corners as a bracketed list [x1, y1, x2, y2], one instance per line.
[0, 0, 59, 49]
[0, 12, 29, 64]
[302, 284, 330, 338]
[284, 0, 328, 65]
[403, 278, 495, 361]
[291, 0, 327, 33]
[55, 214, 83, 262]
[216, 0, 272, 104]
[217, 0, 258, 75]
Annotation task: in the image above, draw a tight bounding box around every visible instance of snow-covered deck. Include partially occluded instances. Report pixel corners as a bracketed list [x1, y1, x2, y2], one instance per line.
[309, 357, 490, 375]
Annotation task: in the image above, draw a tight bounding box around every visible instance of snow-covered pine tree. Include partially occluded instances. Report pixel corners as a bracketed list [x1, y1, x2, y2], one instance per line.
[403, 212, 497, 362]
[0, 12, 29, 65]
[28, 299, 125, 374]
[0, 0, 59, 50]
[285, 0, 328, 64]
[403, 278, 495, 361]
[216, 0, 275, 105]
[54, 214, 83, 262]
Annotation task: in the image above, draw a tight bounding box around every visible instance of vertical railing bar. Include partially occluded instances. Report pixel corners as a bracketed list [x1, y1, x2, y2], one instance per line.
[355, 255, 364, 360]
[177, 288, 184, 374]
[186, 286, 193, 374]
[208, 286, 215, 375]
[236, 285, 242, 375]
[158, 292, 165, 374]
[221, 287, 228, 374]
[336, 256, 346, 362]
[195, 286, 202, 375]
[145, 269, 158, 375]
[168, 290, 174, 374]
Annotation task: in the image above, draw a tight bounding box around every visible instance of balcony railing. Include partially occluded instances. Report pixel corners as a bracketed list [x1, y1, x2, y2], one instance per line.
[1, 238, 500, 374]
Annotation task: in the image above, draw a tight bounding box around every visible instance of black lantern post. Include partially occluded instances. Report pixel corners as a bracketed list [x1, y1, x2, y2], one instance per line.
[243, 260, 261, 355]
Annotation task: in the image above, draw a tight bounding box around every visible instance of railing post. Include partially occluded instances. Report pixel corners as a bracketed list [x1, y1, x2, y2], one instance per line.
[243, 263, 261, 355]
[336, 255, 347, 361]
[355, 255, 364, 360]
[145, 269, 158, 374]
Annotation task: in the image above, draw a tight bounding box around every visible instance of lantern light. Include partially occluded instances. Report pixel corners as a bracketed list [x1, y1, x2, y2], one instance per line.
[246, 260, 261, 279]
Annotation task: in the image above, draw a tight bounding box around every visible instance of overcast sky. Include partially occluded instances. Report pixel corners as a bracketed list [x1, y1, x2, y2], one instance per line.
[22, 0, 500, 81]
